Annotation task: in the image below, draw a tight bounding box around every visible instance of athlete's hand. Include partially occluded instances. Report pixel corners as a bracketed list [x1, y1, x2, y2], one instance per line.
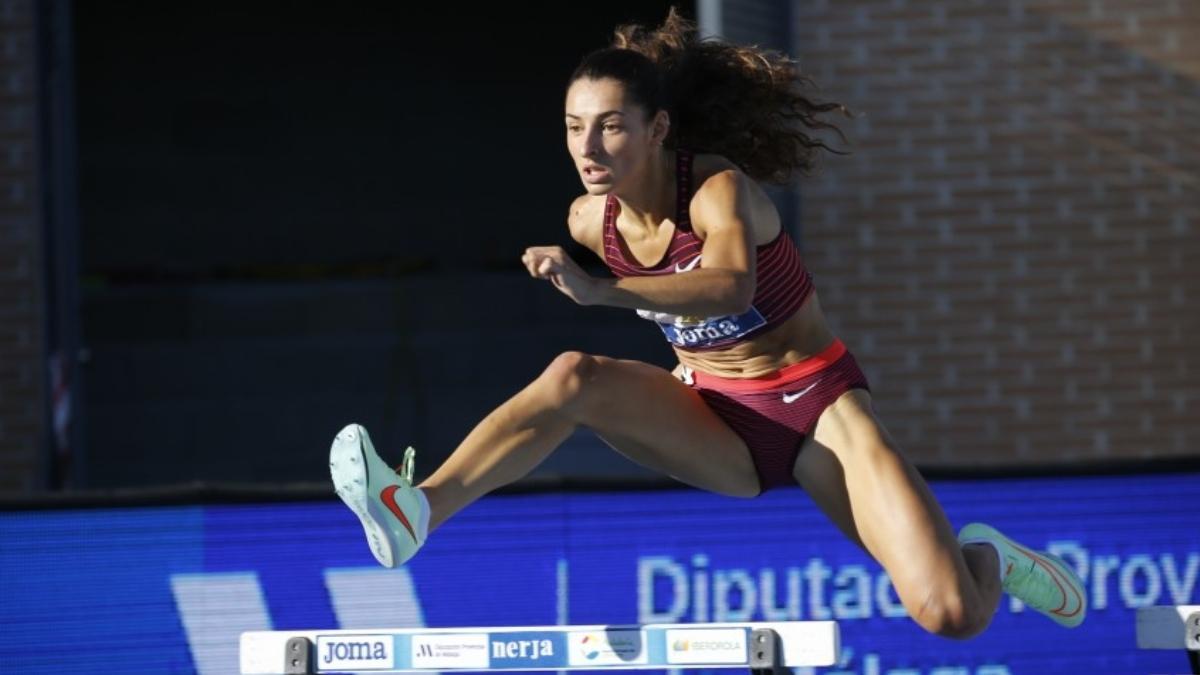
[522, 246, 599, 305]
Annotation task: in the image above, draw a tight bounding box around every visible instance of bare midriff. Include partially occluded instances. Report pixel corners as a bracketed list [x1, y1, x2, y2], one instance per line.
[673, 291, 837, 379]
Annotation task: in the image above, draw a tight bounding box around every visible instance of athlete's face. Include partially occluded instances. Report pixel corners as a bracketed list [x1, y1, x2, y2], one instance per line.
[564, 77, 668, 195]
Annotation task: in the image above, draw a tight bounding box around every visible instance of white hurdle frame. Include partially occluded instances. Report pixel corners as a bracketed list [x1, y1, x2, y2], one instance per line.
[240, 621, 839, 674]
[1136, 605, 1200, 675]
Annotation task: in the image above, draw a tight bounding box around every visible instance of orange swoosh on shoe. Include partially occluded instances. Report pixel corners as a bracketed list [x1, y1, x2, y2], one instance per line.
[1013, 541, 1084, 618]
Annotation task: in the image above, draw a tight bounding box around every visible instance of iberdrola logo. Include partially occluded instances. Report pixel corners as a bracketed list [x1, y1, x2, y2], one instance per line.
[671, 639, 690, 652]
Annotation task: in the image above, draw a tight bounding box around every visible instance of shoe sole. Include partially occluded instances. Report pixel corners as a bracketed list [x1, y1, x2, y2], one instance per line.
[961, 523, 1086, 627]
[330, 424, 396, 569]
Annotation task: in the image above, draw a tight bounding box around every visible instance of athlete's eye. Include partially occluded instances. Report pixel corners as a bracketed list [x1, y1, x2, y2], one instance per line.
[603, 125, 623, 133]
[566, 125, 583, 133]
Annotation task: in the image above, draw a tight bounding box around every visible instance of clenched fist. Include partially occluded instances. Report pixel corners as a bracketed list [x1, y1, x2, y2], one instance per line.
[521, 246, 600, 306]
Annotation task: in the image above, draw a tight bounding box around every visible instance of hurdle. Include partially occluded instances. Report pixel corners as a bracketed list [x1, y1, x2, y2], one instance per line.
[1136, 606, 1199, 675]
[240, 621, 839, 674]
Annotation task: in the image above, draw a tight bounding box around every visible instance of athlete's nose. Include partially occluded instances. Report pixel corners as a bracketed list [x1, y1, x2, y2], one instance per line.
[580, 128, 602, 158]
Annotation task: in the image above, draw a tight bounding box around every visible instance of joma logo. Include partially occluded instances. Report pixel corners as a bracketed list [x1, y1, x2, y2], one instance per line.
[323, 639, 387, 663]
[317, 635, 393, 668]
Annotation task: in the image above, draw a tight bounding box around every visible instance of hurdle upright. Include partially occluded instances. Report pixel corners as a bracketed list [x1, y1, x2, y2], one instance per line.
[1136, 605, 1200, 675]
[241, 621, 839, 674]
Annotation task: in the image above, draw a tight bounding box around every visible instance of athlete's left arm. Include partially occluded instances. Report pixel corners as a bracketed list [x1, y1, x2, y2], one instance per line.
[588, 169, 760, 316]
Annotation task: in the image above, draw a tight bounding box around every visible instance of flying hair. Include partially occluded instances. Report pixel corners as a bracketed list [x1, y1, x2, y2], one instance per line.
[570, 7, 851, 184]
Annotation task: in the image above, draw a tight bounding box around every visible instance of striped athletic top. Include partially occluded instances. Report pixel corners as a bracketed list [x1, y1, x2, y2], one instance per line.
[602, 149, 814, 352]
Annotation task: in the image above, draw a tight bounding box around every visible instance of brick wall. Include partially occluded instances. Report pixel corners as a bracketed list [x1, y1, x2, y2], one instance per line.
[720, 0, 791, 49]
[792, 0, 1199, 466]
[0, 0, 43, 491]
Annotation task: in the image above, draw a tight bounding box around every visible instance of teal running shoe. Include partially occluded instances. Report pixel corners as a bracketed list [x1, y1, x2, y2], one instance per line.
[959, 522, 1086, 628]
[330, 424, 428, 568]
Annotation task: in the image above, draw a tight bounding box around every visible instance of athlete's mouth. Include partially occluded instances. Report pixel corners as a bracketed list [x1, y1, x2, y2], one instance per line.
[582, 165, 611, 182]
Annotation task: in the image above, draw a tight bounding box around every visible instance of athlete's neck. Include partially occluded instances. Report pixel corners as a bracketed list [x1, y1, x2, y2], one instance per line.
[612, 148, 676, 236]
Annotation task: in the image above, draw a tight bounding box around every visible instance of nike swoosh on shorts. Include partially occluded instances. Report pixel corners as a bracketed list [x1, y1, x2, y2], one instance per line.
[782, 381, 820, 403]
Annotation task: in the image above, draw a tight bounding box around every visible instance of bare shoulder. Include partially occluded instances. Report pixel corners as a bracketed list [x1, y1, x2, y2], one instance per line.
[567, 193, 605, 255]
[689, 153, 780, 244]
[692, 152, 742, 182]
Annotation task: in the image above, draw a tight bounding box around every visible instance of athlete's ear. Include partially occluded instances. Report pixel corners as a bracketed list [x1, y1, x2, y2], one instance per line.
[650, 109, 670, 147]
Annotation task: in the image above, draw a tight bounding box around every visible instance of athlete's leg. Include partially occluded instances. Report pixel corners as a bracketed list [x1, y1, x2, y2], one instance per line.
[793, 389, 1001, 639]
[419, 351, 760, 530]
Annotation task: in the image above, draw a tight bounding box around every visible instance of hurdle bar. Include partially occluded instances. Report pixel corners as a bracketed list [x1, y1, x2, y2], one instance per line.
[1136, 605, 1199, 675]
[240, 621, 839, 674]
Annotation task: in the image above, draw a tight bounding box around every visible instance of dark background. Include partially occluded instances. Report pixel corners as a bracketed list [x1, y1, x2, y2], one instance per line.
[73, 1, 698, 488]
[13, 0, 1187, 494]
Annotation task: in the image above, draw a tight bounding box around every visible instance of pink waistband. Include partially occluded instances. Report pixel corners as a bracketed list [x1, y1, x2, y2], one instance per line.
[690, 339, 848, 392]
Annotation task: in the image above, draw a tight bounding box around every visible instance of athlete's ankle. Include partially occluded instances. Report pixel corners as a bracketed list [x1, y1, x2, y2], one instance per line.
[414, 487, 432, 540]
[961, 539, 1005, 582]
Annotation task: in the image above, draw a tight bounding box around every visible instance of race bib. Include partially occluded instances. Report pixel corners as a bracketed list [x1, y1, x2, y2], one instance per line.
[649, 306, 768, 349]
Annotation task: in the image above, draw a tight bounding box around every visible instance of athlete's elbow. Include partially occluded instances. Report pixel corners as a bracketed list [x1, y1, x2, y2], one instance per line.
[723, 296, 753, 316]
[735, 275, 756, 312]
[722, 276, 755, 315]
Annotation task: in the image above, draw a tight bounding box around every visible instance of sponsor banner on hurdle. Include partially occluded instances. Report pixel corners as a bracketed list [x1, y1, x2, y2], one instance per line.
[663, 628, 747, 665]
[485, 631, 567, 669]
[316, 634, 395, 671]
[408, 633, 489, 669]
[566, 629, 646, 667]
[241, 622, 838, 673]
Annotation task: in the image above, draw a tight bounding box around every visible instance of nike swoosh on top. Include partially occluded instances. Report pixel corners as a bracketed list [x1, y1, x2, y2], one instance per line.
[380, 485, 418, 543]
[782, 381, 820, 403]
[675, 256, 702, 273]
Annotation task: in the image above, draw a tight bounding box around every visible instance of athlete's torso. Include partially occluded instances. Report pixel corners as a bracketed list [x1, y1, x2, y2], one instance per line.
[573, 151, 835, 378]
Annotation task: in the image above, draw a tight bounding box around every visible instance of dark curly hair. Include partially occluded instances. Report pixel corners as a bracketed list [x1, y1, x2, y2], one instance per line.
[568, 8, 849, 184]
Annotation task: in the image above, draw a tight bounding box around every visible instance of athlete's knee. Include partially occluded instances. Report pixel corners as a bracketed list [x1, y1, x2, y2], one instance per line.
[912, 587, 990, 640]
[537, 351, 601, 412]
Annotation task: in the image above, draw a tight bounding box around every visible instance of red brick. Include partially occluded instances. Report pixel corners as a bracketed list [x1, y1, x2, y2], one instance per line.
[796, 0, 1198, 467]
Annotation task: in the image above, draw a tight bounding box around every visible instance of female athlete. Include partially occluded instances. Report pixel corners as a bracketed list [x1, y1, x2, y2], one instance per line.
[329, 10, 1085, 638]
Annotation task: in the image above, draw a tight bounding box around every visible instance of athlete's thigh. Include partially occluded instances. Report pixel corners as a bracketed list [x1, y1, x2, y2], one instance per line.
[793, 389, 966, 588]
[792, 433, 864, 548]
[584, 356, 760, 497]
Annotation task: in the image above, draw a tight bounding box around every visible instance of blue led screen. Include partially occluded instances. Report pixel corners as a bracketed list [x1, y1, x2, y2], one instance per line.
[1, 473, 1196, 674]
